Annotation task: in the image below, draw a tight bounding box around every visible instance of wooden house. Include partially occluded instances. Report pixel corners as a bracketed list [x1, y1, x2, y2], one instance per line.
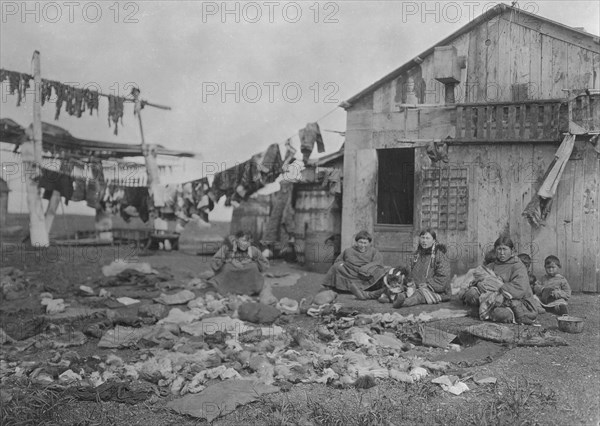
[341, 4, 600, 292]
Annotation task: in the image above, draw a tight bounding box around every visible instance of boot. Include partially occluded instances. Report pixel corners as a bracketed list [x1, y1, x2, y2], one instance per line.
[364, 288, 385, 300]
[348, 282, 368, 300]
[555, 304, 569, 316]
[392, 293, 406, 308]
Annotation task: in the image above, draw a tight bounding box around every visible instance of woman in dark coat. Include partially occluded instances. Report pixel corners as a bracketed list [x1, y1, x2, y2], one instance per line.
[321, 230, 387, 297]
[209, 230, 269, 296]
[393, 229, 451, 308]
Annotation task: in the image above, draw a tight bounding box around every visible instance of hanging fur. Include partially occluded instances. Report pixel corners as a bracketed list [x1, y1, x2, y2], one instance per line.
[108, 95, 125, 135]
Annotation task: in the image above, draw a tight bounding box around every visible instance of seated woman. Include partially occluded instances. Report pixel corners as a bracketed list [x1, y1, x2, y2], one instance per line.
[321, 230, 387, 299]
[393, 229, 451, 308]
[209, 230, 269, 296]
[461, 236, 538, 324]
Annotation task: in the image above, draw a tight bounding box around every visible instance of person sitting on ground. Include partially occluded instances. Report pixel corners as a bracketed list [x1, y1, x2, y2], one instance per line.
[392, 229, 451, 308]
[533, 255, 571, 315]
[517, 253, 546, 315]
[321, 230, 387, 298]
[209, 230, 269, 296]
[517, 253, 539, 290]
[461, 236, 538, 324]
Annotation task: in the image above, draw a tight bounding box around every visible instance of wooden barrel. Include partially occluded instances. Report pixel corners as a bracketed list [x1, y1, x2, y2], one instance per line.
[303, 230, 337, 273]
[230, 196, 271, 241]
[293, 183, 341, 239]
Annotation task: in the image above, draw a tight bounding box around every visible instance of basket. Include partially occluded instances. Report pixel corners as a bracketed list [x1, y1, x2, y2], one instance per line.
[556, 315, 584, 334]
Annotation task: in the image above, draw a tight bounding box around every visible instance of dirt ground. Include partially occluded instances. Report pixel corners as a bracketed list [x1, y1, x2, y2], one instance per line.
[1, 214, 599, 425]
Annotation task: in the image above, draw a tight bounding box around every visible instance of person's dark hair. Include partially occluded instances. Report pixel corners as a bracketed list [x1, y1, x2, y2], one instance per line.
[419, 229, 437, 240]
[355, 230, 372, 242]
[544, 255, 561, 268]
[235, 230, 253, 241]
[494, 236, 514, 250]
[222, 235, 236, 250]
[484, 249, 497, 265]
[518, 253, 532, 266]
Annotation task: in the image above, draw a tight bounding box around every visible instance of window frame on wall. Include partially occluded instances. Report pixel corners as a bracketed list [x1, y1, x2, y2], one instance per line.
[375, 148, 415, 226]
[420, 165, 468, 231]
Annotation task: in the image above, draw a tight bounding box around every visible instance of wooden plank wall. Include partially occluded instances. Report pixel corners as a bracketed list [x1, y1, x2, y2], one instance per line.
[440, 140, 598, 292]
[369, 10, 598, 108]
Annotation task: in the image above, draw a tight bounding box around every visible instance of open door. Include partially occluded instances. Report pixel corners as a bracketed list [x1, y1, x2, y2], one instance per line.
[373, 148, 416, 265]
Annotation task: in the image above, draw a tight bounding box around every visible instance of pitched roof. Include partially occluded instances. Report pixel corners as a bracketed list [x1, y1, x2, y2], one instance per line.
[343, 3, 600, 107]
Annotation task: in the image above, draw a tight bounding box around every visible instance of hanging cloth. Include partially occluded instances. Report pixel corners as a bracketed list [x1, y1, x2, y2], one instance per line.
[299, 122, 325, 164]
[537, 134, 576, 199]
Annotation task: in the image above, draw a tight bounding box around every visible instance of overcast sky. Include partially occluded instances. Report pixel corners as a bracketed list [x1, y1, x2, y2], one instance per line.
[2, 0, 598, 172]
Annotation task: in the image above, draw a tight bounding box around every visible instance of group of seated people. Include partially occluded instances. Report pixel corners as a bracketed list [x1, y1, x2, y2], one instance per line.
[320, 229, 572, 325]
[207, 228, 572, 325]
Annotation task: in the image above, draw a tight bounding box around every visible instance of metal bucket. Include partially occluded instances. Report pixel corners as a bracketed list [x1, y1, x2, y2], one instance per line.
[557, 315, 584, 334]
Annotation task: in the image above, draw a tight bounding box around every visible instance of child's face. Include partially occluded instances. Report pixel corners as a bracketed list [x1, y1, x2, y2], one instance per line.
[237, 236, 250, 251]
[545, 262, 559, 277]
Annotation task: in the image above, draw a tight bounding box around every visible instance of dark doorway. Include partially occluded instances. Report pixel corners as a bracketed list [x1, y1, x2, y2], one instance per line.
[376, 148, 414, 225]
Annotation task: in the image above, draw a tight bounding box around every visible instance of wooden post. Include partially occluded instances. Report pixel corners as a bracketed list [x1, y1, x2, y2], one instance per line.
[132, 88, 160, 186]
[44, 190, 61, 234]
[132, 87, 166, 238]
[23, 51, 49, 247]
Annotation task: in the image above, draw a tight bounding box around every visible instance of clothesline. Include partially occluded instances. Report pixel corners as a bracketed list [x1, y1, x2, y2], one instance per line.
[1, 68, 170, 135]
[282, 105, 341, 146]
[3, 67, 134, 103]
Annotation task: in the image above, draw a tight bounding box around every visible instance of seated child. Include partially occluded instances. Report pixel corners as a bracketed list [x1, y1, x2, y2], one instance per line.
[517, 253, 539, 289]
[517, 253, 545, 314]
[533, 255, 571, 315]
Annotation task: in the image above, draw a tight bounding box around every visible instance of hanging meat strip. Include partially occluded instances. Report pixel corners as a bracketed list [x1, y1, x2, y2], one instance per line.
[85, 90, 99, 115]
[41, 80, 53, 106]
[72, 88, 85, 117]
[54, 83, 65, 120]
[18, 74, 32, 106]
[108, 95, 125, 135]
[1, 70, 31, 106]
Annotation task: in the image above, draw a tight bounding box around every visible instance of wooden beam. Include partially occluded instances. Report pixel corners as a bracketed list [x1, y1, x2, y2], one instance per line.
[132, 88, 160, 187]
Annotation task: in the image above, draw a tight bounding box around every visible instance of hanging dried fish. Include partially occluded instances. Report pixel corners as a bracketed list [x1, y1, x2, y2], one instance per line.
[108, 95, 125, 135]
[41, 80, 53, 106]
[1, 70, 33, 106]
[19, 74, 32, 106]
[53, 83, 63, 119]
[84, 90, 99, 115]
[72, 88, 85, 117]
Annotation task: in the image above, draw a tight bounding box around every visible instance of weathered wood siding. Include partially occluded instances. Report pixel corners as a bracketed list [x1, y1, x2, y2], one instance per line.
[441, 139, 598, 293]
[365, 10, 599, 111]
